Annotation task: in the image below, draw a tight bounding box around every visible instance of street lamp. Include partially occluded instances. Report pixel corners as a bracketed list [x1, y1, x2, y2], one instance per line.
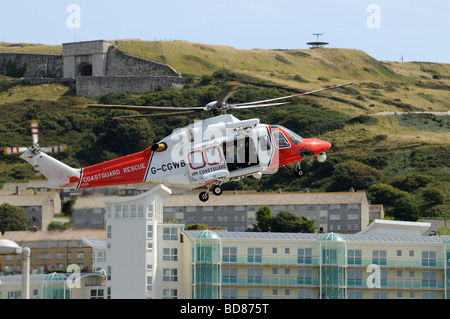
[0, 239, 30, 299]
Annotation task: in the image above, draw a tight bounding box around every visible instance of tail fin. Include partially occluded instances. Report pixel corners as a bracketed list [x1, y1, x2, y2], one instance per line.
[20, 150, 81, 189]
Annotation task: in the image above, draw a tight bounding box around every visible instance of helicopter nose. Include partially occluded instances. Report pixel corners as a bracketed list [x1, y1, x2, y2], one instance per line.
[303, 138, 332, 154]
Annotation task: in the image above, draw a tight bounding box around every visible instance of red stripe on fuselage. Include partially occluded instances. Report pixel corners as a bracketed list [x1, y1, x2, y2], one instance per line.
[78, 148, 152, 188]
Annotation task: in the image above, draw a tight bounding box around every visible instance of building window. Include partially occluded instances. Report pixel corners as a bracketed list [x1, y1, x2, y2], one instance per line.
[329, 204, 340, 210]
[186, 206, 196, 212]
[163, 227, 178, 240]
[163, 289, 178, 299]
[297, 248, 312, 264]
[347, 214, 359, 220]
[147, 225, 153, 239]
[222, 288, 237, 299]
[422, 292, 437, 299]
[223, 247, 237, 263]
[306, 205, 316, 211]
[97, 251, 106, 263]
[147, 205, 154, 219]
[162, 268, 178, 282]
[297, 269, 313, 285]
[222, 267, 237, 284]
[163, 248, 178, 261]
[247, 247, 262, 263]
[137, 205, 144, 218]
[247, 288, 262, 299]
[147, 276, 153, 291]
[347, 290, 362, 299]
[298, 289, 313, 299]
[347, 204, 359, 210]
[373, 291, 388, 299]
[421, 271, 437, 288]
[347, 270, 362, 286]
[348, 249, 362, 265]
[90, 289, 104, 299]
[372, 250, 387, 266]
[422, 251, 436, 267]
[329, 214, 341, 220]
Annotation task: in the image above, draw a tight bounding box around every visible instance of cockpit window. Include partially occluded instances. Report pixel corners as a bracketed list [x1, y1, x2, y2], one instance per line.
[282, 128, 303, 145]
[272, 131, 291, 149]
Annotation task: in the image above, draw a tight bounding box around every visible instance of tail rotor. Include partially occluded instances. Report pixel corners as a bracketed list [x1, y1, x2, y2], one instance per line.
[4, 120, 67, 176]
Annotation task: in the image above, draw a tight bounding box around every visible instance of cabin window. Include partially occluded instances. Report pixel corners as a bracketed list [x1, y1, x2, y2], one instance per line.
[272, 131, 291, 149]
[204, 146, 222, 165]
[187, 150, 205, 169]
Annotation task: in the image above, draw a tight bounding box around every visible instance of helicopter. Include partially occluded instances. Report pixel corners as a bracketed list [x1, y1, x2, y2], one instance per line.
[11, 81, 356, 201]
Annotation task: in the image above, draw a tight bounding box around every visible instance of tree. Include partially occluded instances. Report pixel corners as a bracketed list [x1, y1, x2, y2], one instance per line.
[0, 203, 31, 234]
[184, 223, 207, 230]
[271, 211, 315, 233]
[255, 206, 272, 232]
[390, 198, 420, 221]
[367, 183, 410, 207]
[329, 160, 382, 191]
[421, 187, 446, 207]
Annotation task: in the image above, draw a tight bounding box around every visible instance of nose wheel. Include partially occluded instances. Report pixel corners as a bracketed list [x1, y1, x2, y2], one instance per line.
[199, 191, 209, 202]
[199, 185, 223, 202]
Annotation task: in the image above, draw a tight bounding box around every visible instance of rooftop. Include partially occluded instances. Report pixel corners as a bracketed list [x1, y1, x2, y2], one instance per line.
[164, 191, 368, 207]
[182, 230, 449, 244]
[0, 229, 106, 242]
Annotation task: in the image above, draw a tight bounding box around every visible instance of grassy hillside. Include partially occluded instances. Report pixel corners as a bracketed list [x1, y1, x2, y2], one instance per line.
[0, 39, 448, 220]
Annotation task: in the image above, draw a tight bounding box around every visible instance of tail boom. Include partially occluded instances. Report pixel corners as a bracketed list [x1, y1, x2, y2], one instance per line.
[20, 148, 153, 189]
[78, 148, 152, 188]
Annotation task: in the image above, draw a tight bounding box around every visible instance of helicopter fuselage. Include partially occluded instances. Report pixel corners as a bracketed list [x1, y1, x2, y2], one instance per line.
[68, 114, 331, 194]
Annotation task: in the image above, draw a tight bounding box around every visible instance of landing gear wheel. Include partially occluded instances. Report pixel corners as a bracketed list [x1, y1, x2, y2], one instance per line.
[294, 163, 304, 178]
[212, 185, 223, 196]
[199, 191, 209, 202]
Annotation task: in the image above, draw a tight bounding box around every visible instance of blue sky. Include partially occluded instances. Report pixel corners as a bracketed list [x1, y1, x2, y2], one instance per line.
[1, 0, 449, 63]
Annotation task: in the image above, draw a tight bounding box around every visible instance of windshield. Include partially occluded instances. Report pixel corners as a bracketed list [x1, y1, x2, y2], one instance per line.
[282, 128, 303, 145]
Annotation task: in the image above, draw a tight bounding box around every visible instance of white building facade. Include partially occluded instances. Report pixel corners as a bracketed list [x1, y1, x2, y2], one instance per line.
[104, 184, 185, 299]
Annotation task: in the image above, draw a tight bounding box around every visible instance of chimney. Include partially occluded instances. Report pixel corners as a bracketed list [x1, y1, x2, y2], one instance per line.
[15, 186, 20, 195]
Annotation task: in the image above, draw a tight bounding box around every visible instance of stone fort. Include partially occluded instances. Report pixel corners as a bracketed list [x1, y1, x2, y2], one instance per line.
[0, 40, 186, 97]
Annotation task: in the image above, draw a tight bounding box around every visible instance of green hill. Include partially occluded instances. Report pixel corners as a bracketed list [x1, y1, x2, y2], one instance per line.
[0, 39, 448, 220]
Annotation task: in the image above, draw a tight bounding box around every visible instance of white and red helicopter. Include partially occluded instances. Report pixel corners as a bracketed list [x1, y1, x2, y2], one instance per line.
[6, 81, 355, 201]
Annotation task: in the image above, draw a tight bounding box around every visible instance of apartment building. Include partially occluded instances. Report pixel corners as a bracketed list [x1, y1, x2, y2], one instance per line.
[0, 191, 61, 231]
[0, 229, 106, 274]
[102, 186, 449, 299]
[163, 191, 374, 233]
[183, 229, 449, 299]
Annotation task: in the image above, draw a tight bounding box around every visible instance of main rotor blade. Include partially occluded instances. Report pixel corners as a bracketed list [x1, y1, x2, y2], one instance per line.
[73, 104, 205, 112]
[111, 110, 202, 119]
[232, 102, 290, 109]
[215, 81, 240, 108]
[4, 147, 27, 155]
[232, 81, 359, 107]
[42, 145, 67, 153]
